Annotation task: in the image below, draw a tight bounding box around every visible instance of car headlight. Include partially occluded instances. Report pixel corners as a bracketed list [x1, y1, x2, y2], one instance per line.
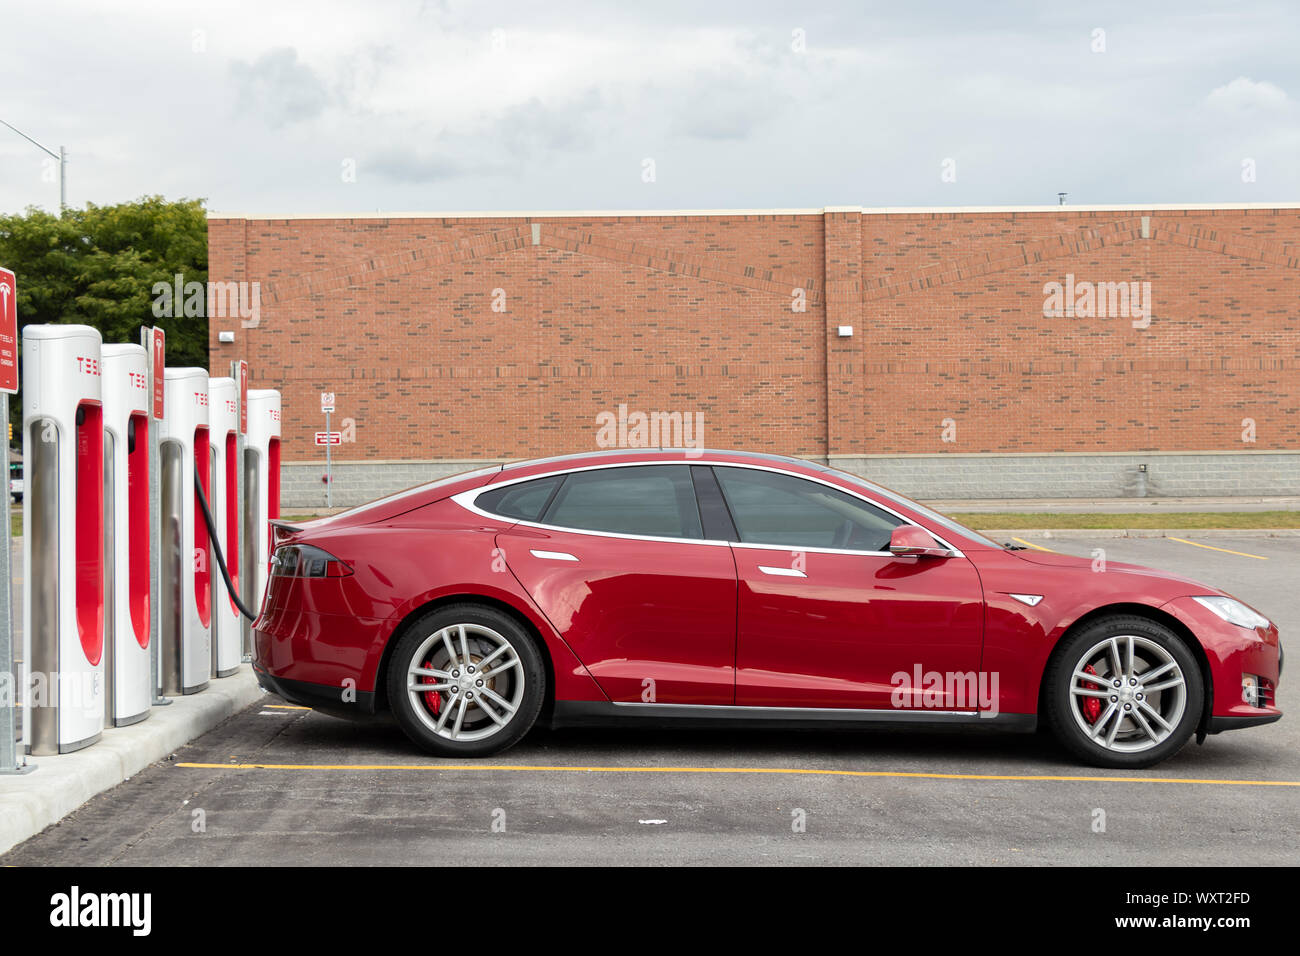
[1192, 595, 1270, 630]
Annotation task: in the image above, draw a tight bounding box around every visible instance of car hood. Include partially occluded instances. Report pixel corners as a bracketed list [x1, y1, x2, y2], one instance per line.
[1009, 549, 1227, 597]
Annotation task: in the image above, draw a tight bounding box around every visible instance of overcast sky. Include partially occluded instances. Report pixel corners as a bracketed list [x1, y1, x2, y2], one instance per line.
[1, 0, 1297, 216]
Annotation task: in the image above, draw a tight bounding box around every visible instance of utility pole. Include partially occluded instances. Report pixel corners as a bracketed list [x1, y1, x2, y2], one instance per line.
[0, 119, 67, 212]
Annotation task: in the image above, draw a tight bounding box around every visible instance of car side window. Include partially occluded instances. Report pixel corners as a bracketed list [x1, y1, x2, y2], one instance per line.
[714, 466, 902, 551]
[476, 475, 564, 522]
[541, 465, 704, 539]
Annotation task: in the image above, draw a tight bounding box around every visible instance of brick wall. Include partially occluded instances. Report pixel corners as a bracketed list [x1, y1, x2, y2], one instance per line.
[208, 205, 1300, 491]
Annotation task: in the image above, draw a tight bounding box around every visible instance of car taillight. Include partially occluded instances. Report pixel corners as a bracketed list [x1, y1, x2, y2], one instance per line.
[270, 544, 353, 578]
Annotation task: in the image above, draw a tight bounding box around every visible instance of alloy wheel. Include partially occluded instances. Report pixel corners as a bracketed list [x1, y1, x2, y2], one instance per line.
[406, 623, 526, 742]
[1068, 634, 1188, 753]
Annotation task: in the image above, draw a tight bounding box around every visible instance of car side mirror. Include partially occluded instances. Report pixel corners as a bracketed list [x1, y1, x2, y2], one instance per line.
[888, 525, 953, 558]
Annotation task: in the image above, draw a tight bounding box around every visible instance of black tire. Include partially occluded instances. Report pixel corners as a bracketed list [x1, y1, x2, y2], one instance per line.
[1044, 614, 1204, 769]
[386, 603, 546, 757]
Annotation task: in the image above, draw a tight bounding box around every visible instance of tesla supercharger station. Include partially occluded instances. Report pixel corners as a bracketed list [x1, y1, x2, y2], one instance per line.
[208, 376, 241, 677]
[22, 324, 105, 755]
[242, 388, 281, 651]
[159, 367, 211, 695]
[101, 344, 152, 726]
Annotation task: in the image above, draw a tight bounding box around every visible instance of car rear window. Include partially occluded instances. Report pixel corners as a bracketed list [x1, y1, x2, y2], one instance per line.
[475, 475, 564, 521]
[541, 465, 703, 539]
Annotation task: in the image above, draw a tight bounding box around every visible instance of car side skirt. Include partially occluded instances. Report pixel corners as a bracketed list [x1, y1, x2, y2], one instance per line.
[550, 701, 1037, 733]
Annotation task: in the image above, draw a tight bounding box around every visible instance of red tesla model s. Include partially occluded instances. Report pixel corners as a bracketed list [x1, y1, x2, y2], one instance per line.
[252, 450, 1282, 768]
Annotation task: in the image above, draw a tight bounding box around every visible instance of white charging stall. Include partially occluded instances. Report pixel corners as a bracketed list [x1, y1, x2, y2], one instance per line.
[208, 376, 241, 677]
[242, 389, 281, 638]
[159, 367, 211, 695]
[22, 324, 105, 754]
[101, 344, 152, 726]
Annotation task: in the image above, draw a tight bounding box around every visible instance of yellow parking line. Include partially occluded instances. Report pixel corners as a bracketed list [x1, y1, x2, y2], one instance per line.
[174, 762, 1300, 788]
[1012, 537, 1056, 553]
[1168, 538, 1268, 561]
[263, 704, 312, 710]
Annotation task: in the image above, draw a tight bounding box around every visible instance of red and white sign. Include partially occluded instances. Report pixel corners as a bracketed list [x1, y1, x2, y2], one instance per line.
[237, 360, 249, 434]
[151, 326, 166, 420]
[320, 391, 335, 414]
[0, 266, 18, 394]
[315, 431, 342, 446]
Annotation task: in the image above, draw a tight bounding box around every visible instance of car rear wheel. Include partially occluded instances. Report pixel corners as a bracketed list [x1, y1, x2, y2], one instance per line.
[1045, 615, 1203, 769]
[387, 604, 546, 757]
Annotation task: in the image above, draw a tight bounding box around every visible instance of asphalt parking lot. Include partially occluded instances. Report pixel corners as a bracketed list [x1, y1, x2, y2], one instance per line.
[4, 533, 1297, 866]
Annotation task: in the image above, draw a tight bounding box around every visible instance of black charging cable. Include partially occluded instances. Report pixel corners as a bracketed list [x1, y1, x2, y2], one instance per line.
[194, 470, 259, 622]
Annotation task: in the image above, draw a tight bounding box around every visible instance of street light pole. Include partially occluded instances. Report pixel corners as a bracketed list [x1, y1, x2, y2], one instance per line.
[0, 119, 66, 212]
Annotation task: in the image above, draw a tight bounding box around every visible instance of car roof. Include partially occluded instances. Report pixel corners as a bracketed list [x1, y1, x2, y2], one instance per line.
[490, 448, 869, 494]
[500, 448, 827, 473]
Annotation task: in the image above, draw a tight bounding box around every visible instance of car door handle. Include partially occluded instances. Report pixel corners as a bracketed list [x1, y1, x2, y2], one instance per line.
[758, 565, 806, 578]
[530, 549, 578, 562]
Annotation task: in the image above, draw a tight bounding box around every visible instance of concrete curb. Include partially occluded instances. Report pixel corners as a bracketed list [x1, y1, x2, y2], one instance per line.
[983, 528, 1300, 539]
[0, 666, 264, 857]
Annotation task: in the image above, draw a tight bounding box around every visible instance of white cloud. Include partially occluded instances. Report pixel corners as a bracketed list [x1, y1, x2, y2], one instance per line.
[1205, 77, 1290, 112]
[0, 1, 1298, 215]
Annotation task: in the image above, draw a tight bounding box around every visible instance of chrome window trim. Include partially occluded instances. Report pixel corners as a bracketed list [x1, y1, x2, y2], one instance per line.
[450, 459, 966, 558]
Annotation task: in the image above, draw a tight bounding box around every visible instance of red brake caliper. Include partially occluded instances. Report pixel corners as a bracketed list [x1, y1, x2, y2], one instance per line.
[1082, 664, 1102, 723]
[420, 659, 441, 715]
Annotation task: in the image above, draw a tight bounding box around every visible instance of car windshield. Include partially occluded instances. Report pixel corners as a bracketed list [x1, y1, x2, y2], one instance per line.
[825, 468, 1004, 549]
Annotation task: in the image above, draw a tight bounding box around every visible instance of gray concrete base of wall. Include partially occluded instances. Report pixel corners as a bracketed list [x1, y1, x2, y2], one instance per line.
[829, 451, 1300, 500]
[281, 451, 1300, 510]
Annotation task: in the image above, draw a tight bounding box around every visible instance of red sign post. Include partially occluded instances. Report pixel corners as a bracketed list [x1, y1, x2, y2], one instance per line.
[0, 267, 18, 395]
[151, 327, 165, 420]
[237, 360, 248, 435]
[0, 267, 16, 773]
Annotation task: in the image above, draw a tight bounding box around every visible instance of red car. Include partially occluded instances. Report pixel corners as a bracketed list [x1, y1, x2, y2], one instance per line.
[253, 450, 1282, 768]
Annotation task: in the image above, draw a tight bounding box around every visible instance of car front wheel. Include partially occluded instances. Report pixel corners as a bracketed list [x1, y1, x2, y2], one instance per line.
[1045, 615, 1204, 769]
[387, 603, 546, 757]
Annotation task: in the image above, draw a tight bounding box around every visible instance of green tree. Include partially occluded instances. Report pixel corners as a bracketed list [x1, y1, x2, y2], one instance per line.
[0, 195, 209, 363]
[0, 196, 209, 438]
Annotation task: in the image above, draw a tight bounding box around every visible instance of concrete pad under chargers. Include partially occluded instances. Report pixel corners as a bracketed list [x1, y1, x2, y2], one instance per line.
[0, 666, 265, 856]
